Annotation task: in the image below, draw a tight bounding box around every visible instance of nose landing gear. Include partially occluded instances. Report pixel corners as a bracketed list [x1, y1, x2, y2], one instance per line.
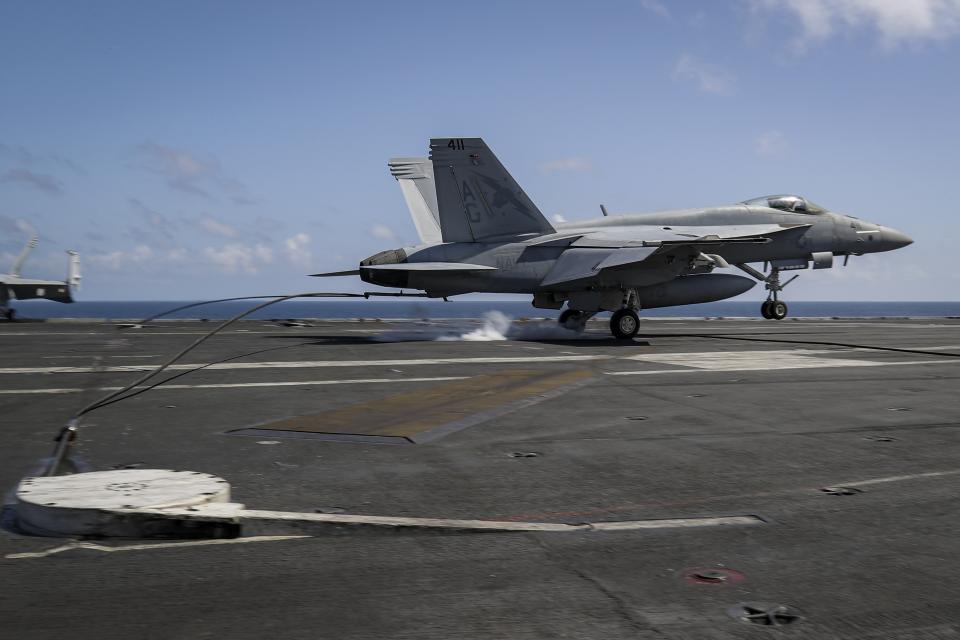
[735, 264, 799, 321]
[761, 299, 788, 320]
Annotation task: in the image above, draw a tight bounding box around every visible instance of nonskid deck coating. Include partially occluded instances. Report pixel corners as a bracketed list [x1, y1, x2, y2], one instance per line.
[2, 317, 960, 640]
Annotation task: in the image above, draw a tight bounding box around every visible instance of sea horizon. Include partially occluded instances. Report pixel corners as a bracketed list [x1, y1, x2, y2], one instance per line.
[8, 299, 960, 321]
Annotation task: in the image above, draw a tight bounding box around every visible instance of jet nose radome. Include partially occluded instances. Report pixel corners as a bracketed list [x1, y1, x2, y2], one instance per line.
[881, 227, 913, 251]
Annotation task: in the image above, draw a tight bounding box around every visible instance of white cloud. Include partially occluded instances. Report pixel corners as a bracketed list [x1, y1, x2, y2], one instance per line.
[0, 168, 64, 195]
[88, 245, 156, 271]
[130, 142, 247, 200]
[125, 198, 185, 248]
[0, 143, 78, 172]
[539, 157, 592, 174]
[639, 0, 670, 18]
[0, 214, 35, 236]
[284, 232, 312, 268]
[369, 224, 400, 243]
[750, 0, 960, 47]
[755, 130, 788, 156]
[673, 54, 736, 94]
[81, 226, 294, 277]
[0, 247, 67, 278]
[198, 217, 239, 238]
[552, 214, 568, 224]
[202, 243, 273, 274]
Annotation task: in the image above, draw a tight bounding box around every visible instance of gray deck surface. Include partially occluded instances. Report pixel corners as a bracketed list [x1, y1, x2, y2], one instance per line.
[2, 316, 959, 639]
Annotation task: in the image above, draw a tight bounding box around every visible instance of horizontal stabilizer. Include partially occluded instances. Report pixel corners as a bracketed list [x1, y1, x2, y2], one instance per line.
[362, 262, 496, 272]
[310, 270, 361, 277]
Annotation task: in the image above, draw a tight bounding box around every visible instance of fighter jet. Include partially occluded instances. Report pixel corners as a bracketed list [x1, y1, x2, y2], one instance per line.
[1, 234, 81, 320]
[315, 138, 912, 339]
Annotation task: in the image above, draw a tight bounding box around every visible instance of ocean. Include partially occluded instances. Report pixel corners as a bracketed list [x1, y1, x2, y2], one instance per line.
[8, 299, 960, 321]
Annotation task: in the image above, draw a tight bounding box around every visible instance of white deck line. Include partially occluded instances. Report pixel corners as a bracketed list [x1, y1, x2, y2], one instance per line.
[5, 536, 309, 559]
[3, 359, 957, 395]
[0, 355, 609, 375]
[123, 505, 763, 535]
[608, 359, 959, 375]
[0, 376, 471, 395]
[841, 470, 960, 488]
[4, 344, 959, 376]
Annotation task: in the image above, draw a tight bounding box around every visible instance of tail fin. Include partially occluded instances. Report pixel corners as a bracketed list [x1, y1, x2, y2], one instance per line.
[10, 234, 38, 276]
[388, 157, 442, 244]
[66, 251, 81, 290]
[429, 138, 555, 242]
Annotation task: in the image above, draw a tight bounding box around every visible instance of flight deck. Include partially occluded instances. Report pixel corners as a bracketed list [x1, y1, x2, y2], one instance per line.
[2, 316, 959, 639]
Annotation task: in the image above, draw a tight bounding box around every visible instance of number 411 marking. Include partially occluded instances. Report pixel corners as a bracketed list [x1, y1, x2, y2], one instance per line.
[447, 139, 465, 150]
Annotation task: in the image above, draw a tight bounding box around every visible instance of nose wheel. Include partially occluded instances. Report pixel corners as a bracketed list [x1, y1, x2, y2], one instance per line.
[761, 300, 788, 320]
[610, 308, 640, 339]
[735, 264, 798, 321]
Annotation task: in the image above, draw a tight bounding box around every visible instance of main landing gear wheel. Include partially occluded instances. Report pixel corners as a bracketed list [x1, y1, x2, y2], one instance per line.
[760, 300, 787, 320]
[610, 308, 640, 340]
[768, 300, 788, 320]
[558, 309, 583, 330]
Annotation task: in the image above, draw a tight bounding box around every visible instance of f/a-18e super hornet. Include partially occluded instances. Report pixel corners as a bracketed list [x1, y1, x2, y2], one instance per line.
[1, 234, 81, 320]
[315, 138, 912, 339]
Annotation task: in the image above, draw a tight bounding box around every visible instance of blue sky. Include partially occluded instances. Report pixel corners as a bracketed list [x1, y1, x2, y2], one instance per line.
[2, 0, 958, 301]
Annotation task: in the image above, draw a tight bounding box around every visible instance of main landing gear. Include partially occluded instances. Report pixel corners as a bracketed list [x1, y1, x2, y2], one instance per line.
[558, 289, 641, 339]
[735, 264, 799, 321]
[610, 308, 640, 339]
[0, 291, 14, 322]
[558, 309, 596, 332]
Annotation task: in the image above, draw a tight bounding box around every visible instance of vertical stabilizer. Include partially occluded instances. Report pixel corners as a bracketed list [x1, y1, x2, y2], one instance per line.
[429, 138, 555, 242]
[67, 251, 81, 289]
[388, 158, 442, 243]
[10, 234, 38, 276]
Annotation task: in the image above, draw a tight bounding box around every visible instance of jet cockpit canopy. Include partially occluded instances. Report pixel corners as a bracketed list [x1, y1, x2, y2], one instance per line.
[742, 195, 826, 214]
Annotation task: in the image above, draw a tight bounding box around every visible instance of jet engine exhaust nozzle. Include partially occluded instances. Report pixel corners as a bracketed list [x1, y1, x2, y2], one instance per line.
[359, 247, 409, 288]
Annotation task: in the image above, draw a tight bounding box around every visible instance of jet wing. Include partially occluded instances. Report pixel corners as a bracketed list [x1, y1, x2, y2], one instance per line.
[539, 247, 659, 287]
[539, 233, 774, 288]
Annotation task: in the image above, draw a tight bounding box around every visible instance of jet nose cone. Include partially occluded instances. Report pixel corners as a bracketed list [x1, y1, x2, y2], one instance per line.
[882, 227, 914, 250]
